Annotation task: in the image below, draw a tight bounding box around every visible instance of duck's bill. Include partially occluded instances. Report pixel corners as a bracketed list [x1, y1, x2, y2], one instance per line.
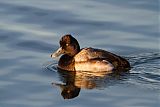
[51, 47, 64, 58]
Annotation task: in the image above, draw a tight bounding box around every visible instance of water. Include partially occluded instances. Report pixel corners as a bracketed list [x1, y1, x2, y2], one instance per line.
[0, 0, 159, 107]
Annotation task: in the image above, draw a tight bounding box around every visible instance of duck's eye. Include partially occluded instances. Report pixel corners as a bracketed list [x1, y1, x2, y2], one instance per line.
[66, 44, 69, 46]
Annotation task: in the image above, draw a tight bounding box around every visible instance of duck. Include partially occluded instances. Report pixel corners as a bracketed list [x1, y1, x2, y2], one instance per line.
[51, 34, 130, 72]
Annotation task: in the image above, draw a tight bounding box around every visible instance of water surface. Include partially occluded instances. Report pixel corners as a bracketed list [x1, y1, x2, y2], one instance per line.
[0, 0, 159, 107]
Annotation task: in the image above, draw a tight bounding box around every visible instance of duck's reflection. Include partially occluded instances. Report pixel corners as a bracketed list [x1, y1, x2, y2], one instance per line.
[52, 68, 127, 99]
[52, 69, 80, 99]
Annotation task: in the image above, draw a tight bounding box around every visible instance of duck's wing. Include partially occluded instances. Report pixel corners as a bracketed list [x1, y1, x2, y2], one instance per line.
[75, 48, 116, 61]
[75, 48, 130, 69]
[74, 48, 101, 62]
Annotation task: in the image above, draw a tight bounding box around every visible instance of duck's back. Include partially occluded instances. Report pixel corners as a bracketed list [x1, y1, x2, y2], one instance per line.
[75, 48, 130, 70]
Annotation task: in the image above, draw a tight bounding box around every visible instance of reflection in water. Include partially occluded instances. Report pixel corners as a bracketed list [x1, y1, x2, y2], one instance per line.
[50, 52, 160, 99]
[52, 68, 128, 99]
[52, 69, 80, 99]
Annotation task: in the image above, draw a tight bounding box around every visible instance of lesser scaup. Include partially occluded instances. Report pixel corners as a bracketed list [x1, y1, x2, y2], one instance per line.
[51, 34, 130, 72]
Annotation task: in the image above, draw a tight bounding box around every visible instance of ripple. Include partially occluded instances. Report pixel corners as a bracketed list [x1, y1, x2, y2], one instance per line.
[96, 0, 158, 11]
[14, 40, 56, 53]
[128, 52, 160, 66]
[126, 52, 160, 89]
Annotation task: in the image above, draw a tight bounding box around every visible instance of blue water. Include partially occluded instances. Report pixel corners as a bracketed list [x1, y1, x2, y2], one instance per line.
[0, 0, 159, 107]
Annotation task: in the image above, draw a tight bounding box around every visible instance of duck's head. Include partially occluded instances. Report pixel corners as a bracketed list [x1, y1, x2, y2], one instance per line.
[51, 34, 80, 58]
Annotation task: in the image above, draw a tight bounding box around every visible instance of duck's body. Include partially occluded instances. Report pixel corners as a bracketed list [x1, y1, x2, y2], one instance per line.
[51, 34, 130, 72]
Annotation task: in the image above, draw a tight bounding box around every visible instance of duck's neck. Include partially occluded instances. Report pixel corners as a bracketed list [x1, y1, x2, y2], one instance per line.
[59, 54, 75, 71]
[72, 49, 80, 56]
[69, 45, 80, 57]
